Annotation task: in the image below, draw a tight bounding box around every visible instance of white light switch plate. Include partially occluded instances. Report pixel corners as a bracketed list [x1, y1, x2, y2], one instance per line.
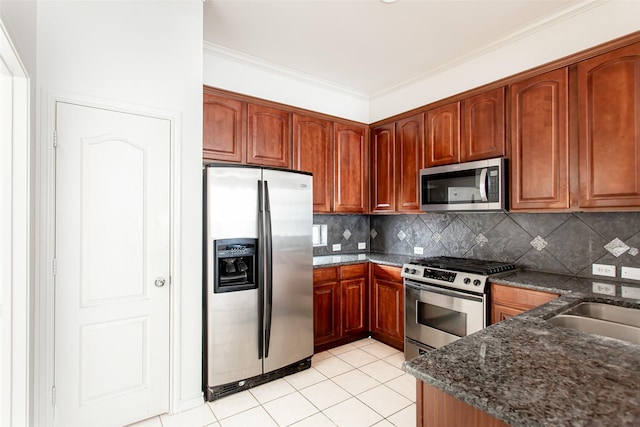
[358, 242, 366, 250]
[621, 266, 640, 281]
[592, 263, 615, 277]
[414, 247, 424, 255]
[332, 243, 341, 252]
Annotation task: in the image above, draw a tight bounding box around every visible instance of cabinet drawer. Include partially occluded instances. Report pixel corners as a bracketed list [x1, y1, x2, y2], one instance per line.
[372, 264, 402, 282]
[341, 263, 367, 280]
[313, 267, 338, 283]
[491, 283, 558, 310]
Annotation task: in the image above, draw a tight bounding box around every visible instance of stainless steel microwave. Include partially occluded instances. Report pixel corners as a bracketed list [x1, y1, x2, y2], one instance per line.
[420, 158, 507, 211]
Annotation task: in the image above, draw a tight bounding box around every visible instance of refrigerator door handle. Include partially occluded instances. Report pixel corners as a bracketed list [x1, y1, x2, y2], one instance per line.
[257, 180, 265, 360]
[264, 180, 273, 358]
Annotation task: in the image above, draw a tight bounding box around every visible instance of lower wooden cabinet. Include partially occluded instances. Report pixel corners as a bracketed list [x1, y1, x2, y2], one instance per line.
[417, 381, 509, 427]
[313, 263, 368, 351]
[490, 283, 559, 325]
[370, 264, 404, 350]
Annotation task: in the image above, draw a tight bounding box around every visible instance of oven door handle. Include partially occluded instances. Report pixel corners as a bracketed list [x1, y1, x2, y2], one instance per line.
[404, 280, 484, 303]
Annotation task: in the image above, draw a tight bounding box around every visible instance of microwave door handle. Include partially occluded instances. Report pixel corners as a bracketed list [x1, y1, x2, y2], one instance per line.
[479, 168, 488, 202]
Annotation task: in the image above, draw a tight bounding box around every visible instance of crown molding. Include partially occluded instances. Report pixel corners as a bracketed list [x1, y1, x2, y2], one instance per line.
[203, 41, 370, 102]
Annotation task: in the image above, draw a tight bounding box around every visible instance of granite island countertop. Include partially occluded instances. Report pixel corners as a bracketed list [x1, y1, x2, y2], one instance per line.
[404, 292, 640, 426]
[315, 253, 640, 424]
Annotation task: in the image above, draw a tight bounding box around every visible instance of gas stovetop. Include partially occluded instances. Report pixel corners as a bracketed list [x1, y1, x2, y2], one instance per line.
[401, 256, 517, 294]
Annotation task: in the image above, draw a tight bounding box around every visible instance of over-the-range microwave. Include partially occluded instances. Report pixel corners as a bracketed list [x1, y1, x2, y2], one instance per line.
[420, 157, 507, 211]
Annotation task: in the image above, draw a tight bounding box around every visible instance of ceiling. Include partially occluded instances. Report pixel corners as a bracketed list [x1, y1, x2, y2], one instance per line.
[203, 0, 578, 98]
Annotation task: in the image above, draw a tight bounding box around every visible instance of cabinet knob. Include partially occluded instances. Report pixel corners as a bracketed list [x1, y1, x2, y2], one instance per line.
[155, 277, 166, 288]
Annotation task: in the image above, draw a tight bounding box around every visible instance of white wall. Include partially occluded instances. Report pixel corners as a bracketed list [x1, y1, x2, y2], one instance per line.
[36, 0, 204, 421]
[203, 43, 370, 123]
[203, 1, 640, 124]
[0, 1, 36, 426]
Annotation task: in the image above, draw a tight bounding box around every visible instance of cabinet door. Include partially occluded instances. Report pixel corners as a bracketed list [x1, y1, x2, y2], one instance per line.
[490, 303, 524, 325]
[578, 42, 640, 208]
[247, 104, 291, 168]
[334, 123, 369, 213]
[510, 68, 570, 210]
[461, 87, 506, 162]
[313, 280, 340, 346]
[371, 123, 396, 212]
[395, 113, 425, 212]
[341, 278, 366, 336]
[203, 91, 245, 162]
[371, 266, 403, 350]
[426, 102, 460, 167]
[293, 114, 332, 212]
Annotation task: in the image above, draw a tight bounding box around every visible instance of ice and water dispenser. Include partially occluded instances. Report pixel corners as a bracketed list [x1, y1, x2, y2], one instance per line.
[213, 238, 258, 293]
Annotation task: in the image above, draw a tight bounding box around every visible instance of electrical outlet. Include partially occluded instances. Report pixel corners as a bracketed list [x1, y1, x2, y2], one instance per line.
[414, 247, 424, 255]
[358, 242, 366, 250]
[592, 263, 616, 277]
[621, 266, 640, 281]
[332, 243, 341, 252]
[592, 282, 616, 296]
[621, 286, 640, 299]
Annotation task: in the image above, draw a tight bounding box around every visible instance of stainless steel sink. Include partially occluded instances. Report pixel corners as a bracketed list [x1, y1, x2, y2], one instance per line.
[547, 302, 640, 345]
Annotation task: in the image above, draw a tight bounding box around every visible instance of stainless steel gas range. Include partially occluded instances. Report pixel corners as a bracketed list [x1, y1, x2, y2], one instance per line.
[402, 256, 516, 360]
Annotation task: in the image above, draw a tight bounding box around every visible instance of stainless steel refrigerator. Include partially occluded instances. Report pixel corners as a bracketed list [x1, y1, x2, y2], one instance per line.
[203, 164, 314, 401]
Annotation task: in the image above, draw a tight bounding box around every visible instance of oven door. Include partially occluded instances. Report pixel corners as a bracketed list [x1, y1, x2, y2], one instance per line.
[404, 279, 486, 356]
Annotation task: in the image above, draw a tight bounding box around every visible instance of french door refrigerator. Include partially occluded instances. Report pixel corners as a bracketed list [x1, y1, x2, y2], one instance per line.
[203, 164, 314, 401]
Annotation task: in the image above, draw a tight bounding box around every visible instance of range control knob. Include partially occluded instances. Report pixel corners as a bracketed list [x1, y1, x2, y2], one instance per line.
[473, 279, 482, 287]
[463, 277, 471, 285]
[410, 269, 417, 274]
[404, 267, 410, 273]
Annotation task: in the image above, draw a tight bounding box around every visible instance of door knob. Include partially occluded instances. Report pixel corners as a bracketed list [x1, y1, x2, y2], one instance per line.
[154, 277, 166, 288]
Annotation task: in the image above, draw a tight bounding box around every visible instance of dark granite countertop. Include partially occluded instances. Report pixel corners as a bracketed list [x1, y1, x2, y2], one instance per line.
[404, 293, 640, 426]
[314, 253, 640, 425]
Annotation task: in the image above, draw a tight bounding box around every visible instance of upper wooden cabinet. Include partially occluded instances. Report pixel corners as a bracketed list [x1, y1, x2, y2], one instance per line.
[426, 101, 460, 167]
[426, 87, 506, 167]
[203, 88, 291, 168]
[370, 113, 424, 213]
[203, 92, 245, 163]
[461, 87, 506, 162]
[292, 114, 333, 212]
[370, 123, 396, 212]
[509, 68, 570, 211]
[395, 113, 425, 212]
[334, 123, 369, 213]
[577, 42, 640, 209]
[246, 104, 291, 168]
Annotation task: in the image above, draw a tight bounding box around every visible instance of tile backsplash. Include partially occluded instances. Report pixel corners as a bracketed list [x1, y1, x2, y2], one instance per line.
[315, 212, 640, 278]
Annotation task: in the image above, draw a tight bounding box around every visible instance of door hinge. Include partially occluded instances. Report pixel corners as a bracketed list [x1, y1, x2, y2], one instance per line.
[52, 386, 56, 406]
[53, 130, 57, 148]
[52, 257, 57, 276]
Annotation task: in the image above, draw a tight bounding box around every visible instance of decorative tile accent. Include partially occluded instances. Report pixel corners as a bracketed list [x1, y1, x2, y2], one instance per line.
[604, 238, 630, 257]
[370, 228, 378, 239]
[343, 229, 352, 240]
[630, 247, 639, 256]
[475, 233, 488, 247]
[397, 230, 406, 241]
[431, 232, 442, 243]
[530, 235, 548, 252]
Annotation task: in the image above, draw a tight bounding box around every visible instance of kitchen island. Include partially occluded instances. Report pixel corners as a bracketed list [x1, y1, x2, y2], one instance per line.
[404, 291, 640, 426]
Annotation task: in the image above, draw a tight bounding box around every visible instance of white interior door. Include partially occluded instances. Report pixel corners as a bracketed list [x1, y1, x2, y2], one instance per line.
[54, 102, 170, 427]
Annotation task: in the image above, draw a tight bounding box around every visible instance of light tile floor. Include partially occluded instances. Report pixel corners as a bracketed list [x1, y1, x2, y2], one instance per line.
[129, 338, 415, 427]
